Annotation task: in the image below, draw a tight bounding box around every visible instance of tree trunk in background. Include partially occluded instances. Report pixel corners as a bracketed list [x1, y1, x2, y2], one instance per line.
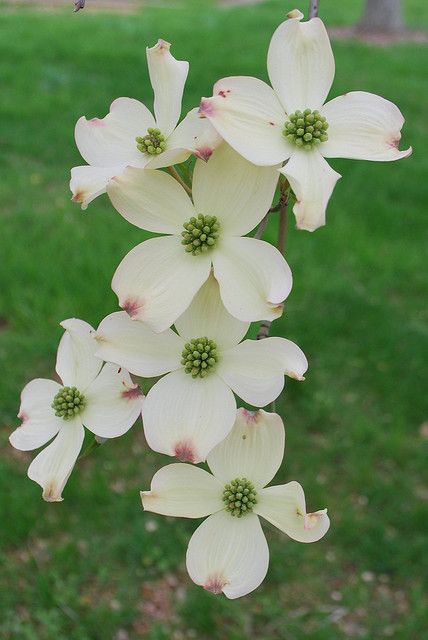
[359, 0, 403, 32]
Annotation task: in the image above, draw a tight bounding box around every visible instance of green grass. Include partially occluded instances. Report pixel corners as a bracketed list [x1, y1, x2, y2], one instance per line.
[0, 1, 427, 638]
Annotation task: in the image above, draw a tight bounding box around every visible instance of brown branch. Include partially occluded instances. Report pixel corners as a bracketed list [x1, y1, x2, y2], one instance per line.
[74, 0, 85, 11]
[308, 0, 319, 19]
[168, 166, 192, 196]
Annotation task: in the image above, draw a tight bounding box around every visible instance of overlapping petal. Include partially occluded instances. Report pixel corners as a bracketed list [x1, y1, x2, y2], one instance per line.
[280, 149, 341, 231]
[10, 379, 62, 451]
[83, 363, 143, 438]
[141, 463, 223, 518]
[213, 236, 292, 323]
[112, 236, 212, 332]
[96, 311, 183, 377]
[147, 39, 189, 136]
[267, 12, 335, 113]
[217, 337, 308, 407]
[27, 420, 85, 502]
[186, 511, 269, 599]
[142, 369, 236, 463]
[207, 409, 285, 489]
[200, 76, 292, 166]
[320, 91, 412, 161]
[255, 481, 330, 543]
[192, 143, 279, 235]
[56, 318, 102, 390]
[70, 165, 126, 210]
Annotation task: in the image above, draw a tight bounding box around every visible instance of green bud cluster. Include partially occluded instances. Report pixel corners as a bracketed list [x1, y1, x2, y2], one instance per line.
[52, 386, 85, 420]
[283, 109, 329, 149]
[223, 478, 257, 517]
[136, 128, 167, 155]
[181, 214, 220, 256]
[181, 337, 218, 378]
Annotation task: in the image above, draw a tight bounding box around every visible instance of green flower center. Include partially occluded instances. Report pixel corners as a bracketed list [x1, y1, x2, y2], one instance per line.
[223, 477, 257, 517]
[181, 337, 218, 378]
[181, 214, 220, 256]
[136, 128, 167, 155]
[283, 109, 329, 149]
[52, 386, 86, 420]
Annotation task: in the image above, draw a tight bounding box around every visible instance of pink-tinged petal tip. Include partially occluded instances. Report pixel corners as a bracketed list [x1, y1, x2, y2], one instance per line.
[194, 146, 214, 162]
[239, 408, 261, 424]
[199, 99, 215, 118]
[121, 382, 143, 401]
[174, 440, 196, 463]
[304, 509, 328, 530]
[204, 574, 228, 595]
[287, 9, 304, 20]
[121, 297, 145, 320]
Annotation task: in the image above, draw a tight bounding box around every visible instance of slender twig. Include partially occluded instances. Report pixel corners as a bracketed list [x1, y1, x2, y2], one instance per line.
[308, 0, 319, 19]
[74, 0, 85, 11]
[168, 166, 192, 196]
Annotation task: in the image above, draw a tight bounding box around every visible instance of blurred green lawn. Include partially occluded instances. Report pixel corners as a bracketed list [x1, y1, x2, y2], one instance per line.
[0, 1, 427, 638]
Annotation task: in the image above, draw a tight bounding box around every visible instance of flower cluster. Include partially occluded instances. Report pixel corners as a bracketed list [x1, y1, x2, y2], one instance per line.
[10, 9, 409, 599]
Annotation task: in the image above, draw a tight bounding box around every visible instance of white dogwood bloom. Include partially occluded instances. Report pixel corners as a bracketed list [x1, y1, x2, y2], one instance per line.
[95, 276, 307, 463]
[108, 143, 291, 332]
[9, 319, 143, 502]
[199, 9, 411, 231]
[71, 39, 220, 208]
[141, 408, 330, 598]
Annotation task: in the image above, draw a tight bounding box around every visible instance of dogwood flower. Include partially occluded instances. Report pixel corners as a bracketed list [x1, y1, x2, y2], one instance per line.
[9, 319, 143, 501]
[141, 408, 330, 598]
[108, 143, 291, 332]
[95, 275, 307, 463]
[199, 9, 411, 232]
[71, 39, 220, 209]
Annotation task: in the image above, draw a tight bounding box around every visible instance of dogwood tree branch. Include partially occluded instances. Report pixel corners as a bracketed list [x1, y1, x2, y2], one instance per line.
[74, 0, 85, 11]
[309, 0, 319, 19]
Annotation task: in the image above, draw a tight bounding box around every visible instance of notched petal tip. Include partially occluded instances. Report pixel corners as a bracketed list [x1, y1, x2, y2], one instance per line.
[238, 408, 261, 424]
[121, 382, 144, 402]
[194, 146, 214, 162]
[148, 38, 171, 54]
[174, 440, 197, 463]
[304, 508, 328, 530]
[199, 98, 215, 118]
[121, 297, 145, 320]
[287, 9, 304, 20]
[42, 481, 64, 503]
[204, 574, 228, 595]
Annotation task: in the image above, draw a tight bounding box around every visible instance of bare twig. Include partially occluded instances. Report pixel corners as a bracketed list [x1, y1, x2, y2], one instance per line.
[168, 166, 192, 196]
[308, 0, 319, 19]
[74, 0, 85, 11]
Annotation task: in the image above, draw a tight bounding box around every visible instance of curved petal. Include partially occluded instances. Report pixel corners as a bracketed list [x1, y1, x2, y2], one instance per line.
[95, 312, 182, 377]
[141, 463, 223, 518]
[165, 107, 223, 163]
[28, 420, 85, 502]
[199, 76, 291, 166]
[147, 39, 189, 136]
[207, 408, 285, 489]
[267, 14, 334, 113]
[213, 236, 292, 323]
[186, 511, 269, 599]
[107, 165, 195, 234]
[75, 97, 155, 167]
[174, 274, 249, 350]
[255, 481, 330, 543]
[83, 363, 143, 438]
[143, 369, 236, 463]
[10, 379, 62, 451]
[320, 91, 412, 161]
[70, 165, 126, 210]
[280, 149, 341, 232]
[112, 236, 212, 332]
[192, 143, 279, 236]
[217, 337, 308, 407]
[56, 318, 102, 390]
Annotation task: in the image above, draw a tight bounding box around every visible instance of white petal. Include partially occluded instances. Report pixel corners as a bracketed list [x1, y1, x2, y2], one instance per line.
[56, 318, 102, 390]
[280, 149, 341, 232]
[146, 39, 189, 136]
[83, 363, 143, 438]
[70, 165, 126, 210]
[255, 481, 330, 542]
[143, 369, 236, 463]
[199, 76, 291, 166]
[28, 420, 85, 502]
[112, 236, 212, 332]
[107, 165, 195, 234]
[186, 511, 269, 599]
[141, 463, 223, 518]
[166, 107, 223, 162]
[95, 311, 182, 377]
[174, 274, 249, 350]
[213, 236, 292, 323]
[75, 97, 155, 167]
[192, 143, 279, 236]
[207, 408, 285, 489]
[217, 337, 308, 407]
[267, 14, 334, 113]
[10, 379, 62, 451]
[321, 91, 412, 161]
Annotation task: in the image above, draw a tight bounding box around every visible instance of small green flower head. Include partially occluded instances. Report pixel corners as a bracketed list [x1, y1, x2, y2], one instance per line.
[223, 478, 257, 517]
[181, 337, 218, 378]
[181, 214, 220, 256]
[52, 386, 86, 420]
[283, 109, 329, 150]
[136, 128, 167, 155]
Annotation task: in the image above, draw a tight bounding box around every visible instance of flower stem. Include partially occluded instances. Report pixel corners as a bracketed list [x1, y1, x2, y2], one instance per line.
[168, 165, 192, 196]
